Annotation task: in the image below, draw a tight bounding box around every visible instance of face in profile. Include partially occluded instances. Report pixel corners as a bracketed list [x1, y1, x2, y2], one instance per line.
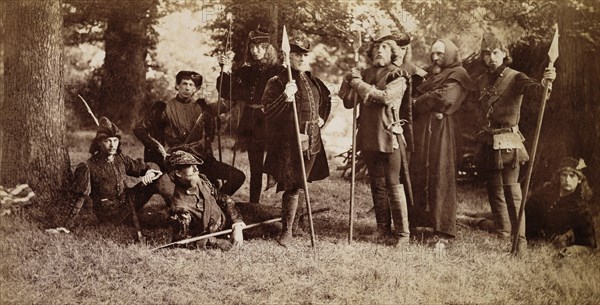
[430, 41, 446, 74]
[175, 165, 200, 186]
[100, 137, 119, 156]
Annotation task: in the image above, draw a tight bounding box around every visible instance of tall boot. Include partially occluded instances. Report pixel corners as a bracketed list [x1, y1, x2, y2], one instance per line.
[368, 177, 392, 243]
[278, 191, 299, 247]
[292, 191, 306, 237]
[388, 184, 410, 246]
[486, 183, 511, 238]
[504, 183, 526, 247]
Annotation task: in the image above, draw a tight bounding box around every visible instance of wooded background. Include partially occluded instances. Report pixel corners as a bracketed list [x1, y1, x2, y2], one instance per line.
[1, 0, 598, 207]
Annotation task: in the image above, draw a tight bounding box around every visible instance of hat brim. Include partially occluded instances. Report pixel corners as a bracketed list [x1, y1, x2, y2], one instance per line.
[373, 35, 396, 43]
[290, 44, 309, 53]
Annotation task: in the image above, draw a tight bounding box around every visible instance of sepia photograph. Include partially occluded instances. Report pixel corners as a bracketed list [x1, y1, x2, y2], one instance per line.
[1, 0, 599, 304]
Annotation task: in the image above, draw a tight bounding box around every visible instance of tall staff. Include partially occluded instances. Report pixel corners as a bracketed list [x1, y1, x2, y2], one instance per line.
[216, 12, 233, 162]
[348, 29, 361, 244]
[281, 25, 316, 247]
[512, 25, 559, 254]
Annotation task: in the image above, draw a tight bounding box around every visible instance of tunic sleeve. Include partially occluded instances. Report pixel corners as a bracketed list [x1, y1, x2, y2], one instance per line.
[133, 101, 168, 160]
[121, 154, 149, 177]
[263, 77, 290, 120]
[72, 162, 91, 197]
[414, 81, 466, 114]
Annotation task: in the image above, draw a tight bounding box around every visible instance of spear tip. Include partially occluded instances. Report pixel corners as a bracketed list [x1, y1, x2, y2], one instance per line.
[548, 24, 559, 64]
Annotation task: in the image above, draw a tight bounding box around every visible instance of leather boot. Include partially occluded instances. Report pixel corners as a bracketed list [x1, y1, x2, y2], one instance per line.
[504, 183, 526, 246]
[368, 177, 392, 243]
[487, 183, 511, 239]
[278, 191, 299, 247]
[292, 191, 306, 237]
[388, 184, 410, 246]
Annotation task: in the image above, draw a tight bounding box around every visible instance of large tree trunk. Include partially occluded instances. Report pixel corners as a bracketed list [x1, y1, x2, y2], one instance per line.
[555, 3, 600, 200]
[98, 1, 150, 130]
[1, 0, 71, 203]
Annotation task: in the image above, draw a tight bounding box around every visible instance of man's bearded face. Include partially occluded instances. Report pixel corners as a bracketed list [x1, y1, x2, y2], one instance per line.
[372, 41, 393, 67]
[290, 52, 311, 72]
[430, 41, 446, 74]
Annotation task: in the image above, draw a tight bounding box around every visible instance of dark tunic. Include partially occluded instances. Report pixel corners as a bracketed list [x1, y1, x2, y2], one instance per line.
[134, 96, 215, 166]
[475, 65, 546, 170]
[170, 174, 243, 235]
[410, 39, 476, 236]
[71, 153, 150, 221]
[262, 69, 331, 191]
[218, 64, 285, 145]
[526, 183, 596, 248]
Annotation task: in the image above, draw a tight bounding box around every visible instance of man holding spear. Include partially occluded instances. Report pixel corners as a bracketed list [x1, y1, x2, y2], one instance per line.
[262, 30, 331, 247]
[474, 32, 556, 251]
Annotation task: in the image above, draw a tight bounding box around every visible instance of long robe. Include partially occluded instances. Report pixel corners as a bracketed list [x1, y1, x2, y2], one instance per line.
[409, 39, 476, 237]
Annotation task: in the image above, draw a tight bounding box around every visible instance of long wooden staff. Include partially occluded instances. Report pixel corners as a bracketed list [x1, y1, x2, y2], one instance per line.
[511, 25, 559, 254]
[281, 25, 316, 247]
[216, 12, 233, 162]
[348, 29, 362, 244]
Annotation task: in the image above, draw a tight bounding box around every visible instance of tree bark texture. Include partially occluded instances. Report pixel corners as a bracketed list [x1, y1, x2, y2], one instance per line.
[98, 1, 150, 130]
[1, 0, 71, 201]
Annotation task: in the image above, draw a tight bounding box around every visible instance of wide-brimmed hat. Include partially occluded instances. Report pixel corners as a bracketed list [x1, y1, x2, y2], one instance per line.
[373, 27, 396, 43]
[395, 32, 411, 47]
[166, 150, 203, 171]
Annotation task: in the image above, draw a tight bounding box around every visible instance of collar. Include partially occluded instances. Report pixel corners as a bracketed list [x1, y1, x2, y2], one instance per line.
[175, 95, 193, 104]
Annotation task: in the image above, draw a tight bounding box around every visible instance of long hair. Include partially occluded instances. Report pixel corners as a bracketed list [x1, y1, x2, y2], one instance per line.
[554, 170, 593, 201]
[248, 43, 279, 67]
[368, 40, 408, 65]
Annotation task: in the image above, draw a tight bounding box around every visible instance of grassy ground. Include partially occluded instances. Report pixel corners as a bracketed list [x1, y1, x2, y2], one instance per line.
[1, 132, 599, 305]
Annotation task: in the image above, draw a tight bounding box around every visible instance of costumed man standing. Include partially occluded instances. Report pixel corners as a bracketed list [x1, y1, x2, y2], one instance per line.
[474, 33, 556, 246]
[134, 71, 245, 196]
[65, 117, 168, 229]
[410, 38, 476, 242]
[262, 37, 331, 247]
[341, 28, 413, 245]
[217, 27, 285, 204]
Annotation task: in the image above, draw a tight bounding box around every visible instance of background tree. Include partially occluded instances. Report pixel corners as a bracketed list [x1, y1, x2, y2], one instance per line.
[1, 0, 71, 205]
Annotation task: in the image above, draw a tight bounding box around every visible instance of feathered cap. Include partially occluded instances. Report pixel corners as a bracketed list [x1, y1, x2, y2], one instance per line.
[557, 157, 587, 178]
[89, 117, 121, 153]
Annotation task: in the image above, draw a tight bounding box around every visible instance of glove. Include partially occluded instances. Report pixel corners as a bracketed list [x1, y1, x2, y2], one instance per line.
[231, 221, 246, 247]
[284, 81, 298, 102]
[344, 68, 362, 82]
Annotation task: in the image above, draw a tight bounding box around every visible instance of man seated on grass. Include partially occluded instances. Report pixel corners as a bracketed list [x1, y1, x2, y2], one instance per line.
[458, 157, 597, 257]
[64, 117, 171, 230]
[166, 151, 284, 250]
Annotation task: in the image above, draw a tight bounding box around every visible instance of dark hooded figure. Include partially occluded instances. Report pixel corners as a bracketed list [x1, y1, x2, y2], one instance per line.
[410, 39, 477, 241]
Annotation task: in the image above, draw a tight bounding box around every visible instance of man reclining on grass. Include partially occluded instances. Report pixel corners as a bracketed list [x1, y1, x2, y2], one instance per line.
[458, 157, 597, 257]
[64, 117, 172, 230]
[166, 150, 281, 251]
